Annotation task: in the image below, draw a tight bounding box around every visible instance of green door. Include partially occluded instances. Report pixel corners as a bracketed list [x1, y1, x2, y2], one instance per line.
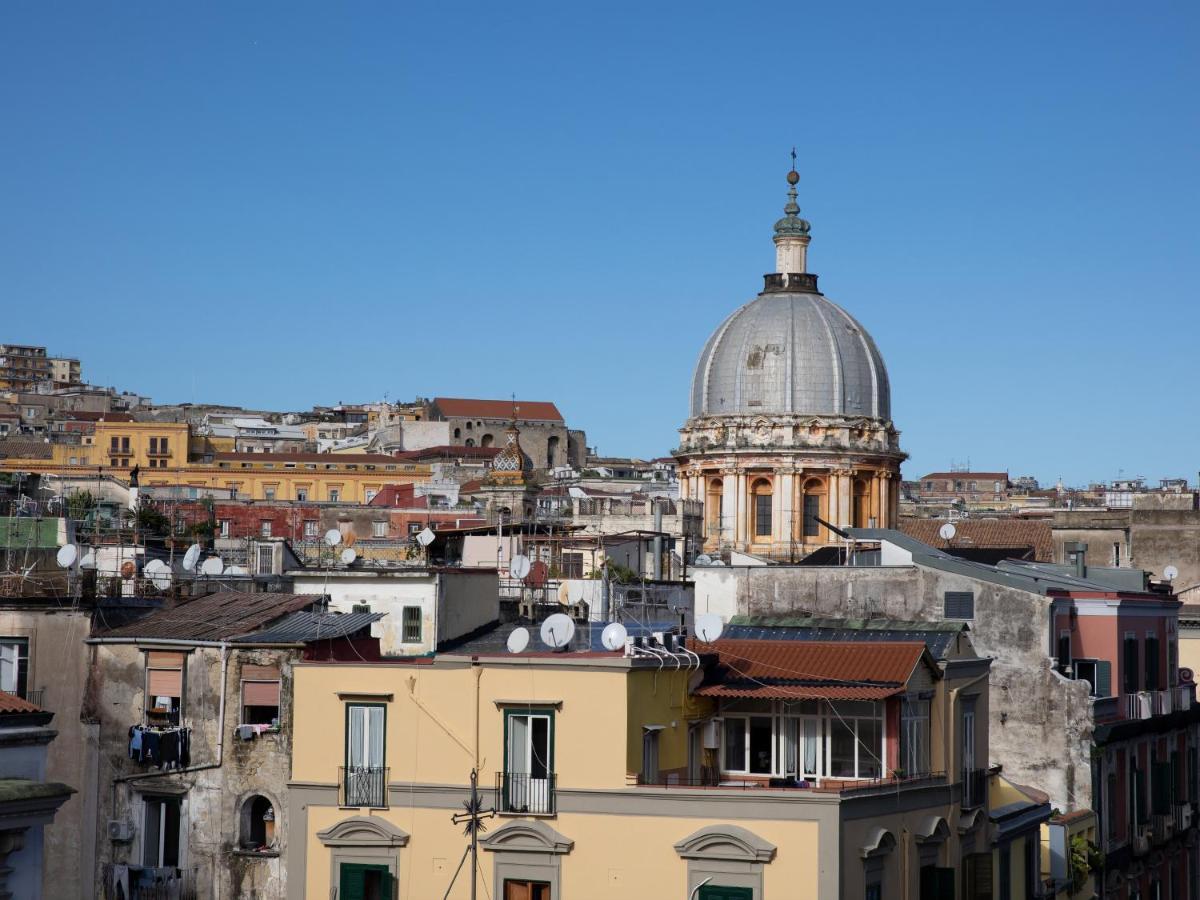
[339, 863, 392, 900]
[698, 887, 754, 900]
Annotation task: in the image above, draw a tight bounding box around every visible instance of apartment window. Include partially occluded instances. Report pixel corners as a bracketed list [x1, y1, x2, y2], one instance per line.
[263, 486, 276, 501]
[110, 436, 119, 452]
[753, 484, 772, 537]
[259, 520, 272, 538]
[159, 437, 168, 455]
[149, 437, 158, 454]
[1146, 633, 1160, 692]
[1057, 631, 1072, 675]
[241, 664, 280, 726]
[944, 591, 974, 619]
[502, 881, 550, 900]
[328, 488, 341, 502]
[1124, 634, 1140, 694]
[295, 488, 308, 501]
[402, 606, 422, 644]
[144, 651, 184, 725]
[561, 552, 583, 579]
[121, 436, 130, 453]
[0, 637, 30, 697]
[121, 458, 130, 468]
[218, 519, 231, 538]
[256, 545, 274, 574]
[372, 521, 387, 538]
[110, 458, 118, 467]
[364, 489, 377, 503]
[998, 843, 1011, 900]
[1169, 639, 1178, 687]
[803, 493, 821, 537]
[408, 523, 422, 536]
[141, 795, 182, 867]
[502, 708, 554, 814]
[303, 520, 318, 538]
[1073, 659, 1112, 697]
[642, 727, 661, 783]
[1113, 542, 1121, 566]
[962, 852, 992, 900]
[344, 704, 386, 808]
[900, 698, 931, 776]
[830, 702, 882, 779]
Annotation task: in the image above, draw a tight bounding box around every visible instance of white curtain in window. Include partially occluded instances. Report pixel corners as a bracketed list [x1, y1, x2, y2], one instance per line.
[0, 643, 17, 692]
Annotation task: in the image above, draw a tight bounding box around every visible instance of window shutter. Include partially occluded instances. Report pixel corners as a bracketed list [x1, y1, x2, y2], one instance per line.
[147, 667, 183, 697]
[146, 651, 184, 669]
[1095, 660, 1112, 698]
[241, 664, 279, 681]
[944, 592, 975, 619]
[243, 681, 280, 707]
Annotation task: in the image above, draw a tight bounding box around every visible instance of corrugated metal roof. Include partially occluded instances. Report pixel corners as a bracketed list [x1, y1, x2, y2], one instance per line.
[96, 592, 323, 641]
[691, 638, 930, 702]
[230, 610, 384, 643]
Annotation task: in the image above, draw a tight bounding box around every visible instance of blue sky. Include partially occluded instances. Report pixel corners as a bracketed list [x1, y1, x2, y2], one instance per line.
[2, 2, 1196, 485]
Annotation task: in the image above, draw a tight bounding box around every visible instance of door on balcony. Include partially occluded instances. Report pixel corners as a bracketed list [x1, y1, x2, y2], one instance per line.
[339, 862, 392, 900]
[697, 887, 753, 900]
[961, 697, 976, 780]
[503, 880, 551, 900]
[505, 710, 553, 813]
[346, 703, 386, 807]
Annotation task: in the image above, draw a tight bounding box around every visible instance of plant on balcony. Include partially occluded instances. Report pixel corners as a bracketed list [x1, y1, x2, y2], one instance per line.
[1069, 835, 1102, 893]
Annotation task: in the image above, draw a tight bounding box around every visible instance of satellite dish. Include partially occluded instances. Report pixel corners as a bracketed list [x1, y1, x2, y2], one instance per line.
[340, 548, 357, 565]
[416, 527, 435, 547]
[695, 613, 724, 643]
[695, 554, 712, 566]
[601, 622, 628, 651]
[540, 613, 576, 650]
[182, 544, 202, 572]
[510, 554, 532, 579]
[201, 556, 225, 576]
[79, 551, 96, 570]
[56, 544, 78, 568]
[938, 523, 957, 541]
[151, 568, 172, 590]
[144, 559, 167, 576]
[226, 565, 249, 576]
[1164, 565, 1179, 582]
[324, 529, 343, 547]
[566, 580, 585, 604]
[506, 627, 530, 654]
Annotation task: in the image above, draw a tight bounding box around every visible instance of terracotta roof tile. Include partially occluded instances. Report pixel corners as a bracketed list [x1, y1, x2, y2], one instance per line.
[690, 638, 931, 701]
[899, 517, 1054, 562]
[0, 692, 42, 714]
[433, 398, 563, 422]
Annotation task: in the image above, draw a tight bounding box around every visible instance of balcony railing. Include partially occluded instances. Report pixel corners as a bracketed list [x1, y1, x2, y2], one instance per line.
[961, 768, 988, 809]
[339, 766, 388, 808]
[1, 688, 43, 708]
[1126, 692, 1153, 720]
[496, 771, 556, 815]
[1151, 690, 1174, 716]
[1150, 812, 1175, 844]
[1174, 801, 1194, 833]
[102, 864, 198, 900]
[1176, 685, 1195, 711]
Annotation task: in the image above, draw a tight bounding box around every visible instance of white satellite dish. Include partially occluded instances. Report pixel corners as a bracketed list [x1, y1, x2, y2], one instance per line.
[151, 569, 172, 590]
[695, 613, 724, 643]
[938, 523, 957, 541]
[324, 529, 343, 547]
[144, 559, 168, 575]
[201, 556, 225, 576]
[506, 627, 530, 654]
[79, 551, 96, 570]
[226, 565, 249, 576]
[340, 548, 357, 565]
[1164, 565, 1179, 582]
[540, 613, 576, 650]
[416, 527, 435, 547]
[56, 544, 78, 568]
[182, 544, 202, 572]
[695, 554, 713, 566]
[510, 554, 532, 579]
[601, 622, 628, 652]
[566, 580, 585, 604]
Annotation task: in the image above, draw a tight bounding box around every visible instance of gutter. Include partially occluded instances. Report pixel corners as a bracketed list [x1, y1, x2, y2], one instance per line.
[87, 636, 303, 649]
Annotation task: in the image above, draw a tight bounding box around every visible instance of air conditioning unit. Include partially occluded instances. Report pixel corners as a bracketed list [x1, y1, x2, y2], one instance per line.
[701, 719, 722, 750]
[108, 819, 134, 842]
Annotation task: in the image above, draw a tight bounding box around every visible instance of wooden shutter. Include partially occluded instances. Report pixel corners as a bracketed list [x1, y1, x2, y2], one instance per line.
[146, 651, 184, 669]
[241, 664, 279, 681]
[147, 667, 182, 696]
[243, 680, 280, 706]
[1095, 660, 1112, 697]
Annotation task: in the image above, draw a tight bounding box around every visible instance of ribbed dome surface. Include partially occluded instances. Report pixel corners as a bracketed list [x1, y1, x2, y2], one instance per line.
[689, 290, 891, 420]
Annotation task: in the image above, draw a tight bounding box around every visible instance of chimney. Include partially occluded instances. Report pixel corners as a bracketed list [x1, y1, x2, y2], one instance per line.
[1064, 541, 1087, 579]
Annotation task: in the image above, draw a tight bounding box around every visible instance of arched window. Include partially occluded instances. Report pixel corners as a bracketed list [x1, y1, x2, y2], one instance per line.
[751, 478, 773, 539]
[465, 422, 473, 432]
[465, 438, 475, 447]
[706, 478, 724, 540]
[481, 434, 494, 448]
[802, 477, 826, 538]
[239, 795, 276, 850]
[453, 428, 461, 440]
[546, 436, 559, 468]
[853, 478, 871, 528]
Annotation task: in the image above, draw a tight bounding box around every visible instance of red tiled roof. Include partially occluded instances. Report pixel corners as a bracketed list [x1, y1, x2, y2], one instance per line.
[899, 517, 1054, 562]
[457, 479, 484, 495]
[0, 692, 42, 714]
[918, 472, 1009, 483]
[212, 451, 401, 464]
[368, 484, 428, 509]
[96, 592, 323, 641]
[393, 445, 501, 462]
[691, 639, 931, 701]
[433, 398, 563, 422]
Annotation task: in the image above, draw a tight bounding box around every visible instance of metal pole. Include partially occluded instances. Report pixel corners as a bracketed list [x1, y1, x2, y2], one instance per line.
[470, 768, 478, 900]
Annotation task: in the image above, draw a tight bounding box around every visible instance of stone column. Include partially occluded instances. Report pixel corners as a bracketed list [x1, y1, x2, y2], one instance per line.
[835, 469, 853, 530]
[734, 470, 748, 547]
[721, 469, 738, 548]
[777, 471, 794, 549]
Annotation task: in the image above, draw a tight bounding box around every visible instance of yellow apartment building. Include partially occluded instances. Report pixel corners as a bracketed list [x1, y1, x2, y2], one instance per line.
[286, 629, 1021, 899]
[0, 420, 428, 503]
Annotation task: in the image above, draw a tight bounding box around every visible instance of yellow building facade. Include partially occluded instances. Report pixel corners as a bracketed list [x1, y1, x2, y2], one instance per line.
[287, 648, 992, 900]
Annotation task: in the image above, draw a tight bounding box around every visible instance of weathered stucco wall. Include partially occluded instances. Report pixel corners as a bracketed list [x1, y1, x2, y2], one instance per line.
[693, 563, 1094, 811]
[87, 642, 297, 899]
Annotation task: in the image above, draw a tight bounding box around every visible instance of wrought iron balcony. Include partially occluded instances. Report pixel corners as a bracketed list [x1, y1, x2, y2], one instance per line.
[496, 771, 556, 815]
[339, 766, 389, 809]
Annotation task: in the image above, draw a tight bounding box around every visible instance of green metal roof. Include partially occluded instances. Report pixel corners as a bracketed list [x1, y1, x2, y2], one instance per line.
[0, 517, 60, 550]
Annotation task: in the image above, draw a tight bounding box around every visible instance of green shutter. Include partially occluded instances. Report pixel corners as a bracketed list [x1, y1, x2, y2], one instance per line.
[339, 863, 390, 900]
[1095, 660, 1112, 697]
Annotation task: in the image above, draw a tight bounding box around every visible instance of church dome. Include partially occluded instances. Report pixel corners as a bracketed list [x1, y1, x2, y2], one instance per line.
[688, 167, 891, 422]
[689, 289, 891, 420]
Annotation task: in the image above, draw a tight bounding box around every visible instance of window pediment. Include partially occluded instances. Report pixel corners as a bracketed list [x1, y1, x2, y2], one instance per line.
[481, 820, 573, 855]
[317, 816, 409, 848]
[860, 827, 897, 859]
[674, 824, 776, 863]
